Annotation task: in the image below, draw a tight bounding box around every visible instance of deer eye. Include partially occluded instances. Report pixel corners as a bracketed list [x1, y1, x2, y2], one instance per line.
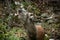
[30, 14, 33, 16]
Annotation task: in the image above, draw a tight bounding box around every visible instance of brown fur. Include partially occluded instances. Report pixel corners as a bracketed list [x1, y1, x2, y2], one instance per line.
[35, 25, 45, 40]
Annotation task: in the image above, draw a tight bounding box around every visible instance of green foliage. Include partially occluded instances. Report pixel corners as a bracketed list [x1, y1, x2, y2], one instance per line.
[4, 27, 28, 40]
[42, 22, 60, 29]
[22, 2, 32, 9]
[11, 1, 16, 10]
[0, 22, 27, 40]
[22, 1, 40, 14]
[44, 36, 49, 40]
[0, 23, 8, 40]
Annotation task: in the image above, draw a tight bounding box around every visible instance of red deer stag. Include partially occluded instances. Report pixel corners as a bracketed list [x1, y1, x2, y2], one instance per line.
[17, 9, 45, 40]
[23, 13, 45, 40]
